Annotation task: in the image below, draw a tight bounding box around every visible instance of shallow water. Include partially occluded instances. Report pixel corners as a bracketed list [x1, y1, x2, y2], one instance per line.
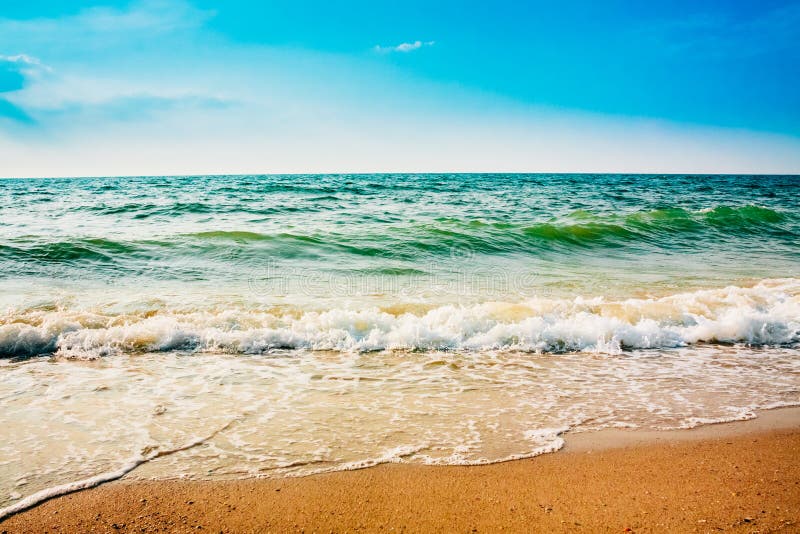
[1, 174, 799, 510]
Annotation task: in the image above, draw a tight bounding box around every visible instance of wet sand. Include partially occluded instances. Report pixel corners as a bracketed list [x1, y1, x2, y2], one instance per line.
[2, 408, 799, 533]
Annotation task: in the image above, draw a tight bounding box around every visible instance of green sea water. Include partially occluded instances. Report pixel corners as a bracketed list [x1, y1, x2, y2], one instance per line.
[1, 173, 799, 356]
[0, 174, 798, 516]
[1, 174, 798, 292]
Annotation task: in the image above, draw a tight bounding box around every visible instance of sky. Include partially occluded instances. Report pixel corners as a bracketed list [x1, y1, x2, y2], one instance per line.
[1, 0, 799, 176]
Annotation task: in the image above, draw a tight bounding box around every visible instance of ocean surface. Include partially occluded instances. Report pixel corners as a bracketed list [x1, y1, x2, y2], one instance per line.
[1, 174, 799, 513]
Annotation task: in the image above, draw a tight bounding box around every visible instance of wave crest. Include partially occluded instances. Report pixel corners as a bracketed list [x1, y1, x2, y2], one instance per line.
[1, 279, 798, 359]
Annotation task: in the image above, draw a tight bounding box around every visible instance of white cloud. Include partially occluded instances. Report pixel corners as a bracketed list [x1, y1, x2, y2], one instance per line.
[0, 54, 41, 65]
[0, 54, 51, 81]
[0, 1, 798, 176]
[0, 1, 223, 122]
[374, 40, 435, 54]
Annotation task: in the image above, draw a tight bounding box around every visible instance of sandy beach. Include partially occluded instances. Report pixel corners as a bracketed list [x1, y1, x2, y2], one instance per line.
[2, 408, 798, 533]
[4, 1, 800, 531]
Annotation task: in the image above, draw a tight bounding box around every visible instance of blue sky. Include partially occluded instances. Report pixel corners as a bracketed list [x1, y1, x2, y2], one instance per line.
[1, 0, 799, 176]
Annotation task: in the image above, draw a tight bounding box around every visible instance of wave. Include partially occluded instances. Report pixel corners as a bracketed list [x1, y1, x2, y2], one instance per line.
[517, 205, 790, 246]
[0, 419, 239, 522]
[73, 197, 343, 218]
[0, 238, 144, 264]
[1, 205, 795, 267]
[373, 205, 796, 253]
[188, 230, 272, 241]
[1, 279, 797, 359]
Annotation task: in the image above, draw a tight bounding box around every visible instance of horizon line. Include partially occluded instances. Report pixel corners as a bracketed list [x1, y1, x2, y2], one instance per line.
[3, 171, 800, 180]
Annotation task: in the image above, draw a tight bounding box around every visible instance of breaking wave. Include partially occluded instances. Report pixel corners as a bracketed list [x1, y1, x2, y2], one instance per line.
[2, 279, 798, 359]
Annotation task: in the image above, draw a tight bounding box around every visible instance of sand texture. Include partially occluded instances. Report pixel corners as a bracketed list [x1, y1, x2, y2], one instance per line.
[3, 411, 799, 533]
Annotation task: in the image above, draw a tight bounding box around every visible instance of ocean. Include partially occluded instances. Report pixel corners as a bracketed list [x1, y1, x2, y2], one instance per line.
[1, 173, 799, 513]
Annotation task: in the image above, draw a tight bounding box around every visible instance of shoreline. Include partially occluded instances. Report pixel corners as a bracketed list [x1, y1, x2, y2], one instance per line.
[2, 406, 799, 532]
[563, 404, 800, 452]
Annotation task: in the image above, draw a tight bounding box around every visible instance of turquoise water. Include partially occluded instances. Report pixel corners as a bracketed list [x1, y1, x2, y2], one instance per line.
[1, 174, 798, 292]
[1, 174, 799, 515]
[1, 173, 799, 356]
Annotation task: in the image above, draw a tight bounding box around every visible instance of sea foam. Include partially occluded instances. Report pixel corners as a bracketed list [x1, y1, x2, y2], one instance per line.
[1, 279, 797, 359]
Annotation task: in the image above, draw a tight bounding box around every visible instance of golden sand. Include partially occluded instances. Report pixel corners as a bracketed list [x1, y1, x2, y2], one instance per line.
[2, 409, 799, 533]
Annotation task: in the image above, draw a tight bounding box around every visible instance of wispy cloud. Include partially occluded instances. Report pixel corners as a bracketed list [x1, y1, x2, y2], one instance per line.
[0, 53, 46, 91]
[0, 0, 214, 53]
[0, 54, 46, 123]
[374, 40, 435, 54]
[0, 1, 798, 175]
[0, 54, 42, 66]
[40, 94, 233, 122]
[0, 99, 33, 123]
[0, 2, 226, 126]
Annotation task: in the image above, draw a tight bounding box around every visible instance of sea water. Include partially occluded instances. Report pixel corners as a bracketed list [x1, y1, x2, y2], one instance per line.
[1, 174, 798, 512]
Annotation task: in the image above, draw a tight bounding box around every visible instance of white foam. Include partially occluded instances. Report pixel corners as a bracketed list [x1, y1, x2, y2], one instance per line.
[673, 408, 758, 430]
[0, 342, 798, 515]
[1, 278, 797, 358]
[0, 419, 238, 522]
[336, 444, 431, 471]
[418, 427, 567, 466]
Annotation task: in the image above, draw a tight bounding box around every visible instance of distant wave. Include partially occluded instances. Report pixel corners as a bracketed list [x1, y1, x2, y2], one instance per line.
[0, 206, 795, 268]
[1, 279, 797, 359]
